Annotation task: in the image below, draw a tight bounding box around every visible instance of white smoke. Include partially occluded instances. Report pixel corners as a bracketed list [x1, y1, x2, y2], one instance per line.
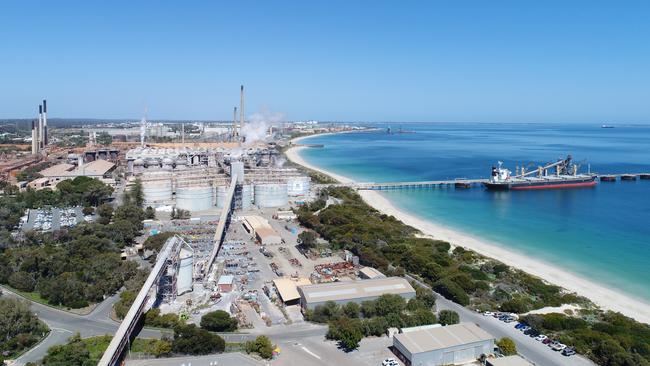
[241, 107, 284, 145]
[139, 116, 147, 147]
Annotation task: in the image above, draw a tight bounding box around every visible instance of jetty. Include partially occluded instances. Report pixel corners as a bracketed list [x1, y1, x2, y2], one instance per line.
[315, 173, 650, 191]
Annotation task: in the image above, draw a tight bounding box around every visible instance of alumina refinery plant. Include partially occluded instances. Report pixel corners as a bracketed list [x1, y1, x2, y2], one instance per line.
[127, 146, 311, 211]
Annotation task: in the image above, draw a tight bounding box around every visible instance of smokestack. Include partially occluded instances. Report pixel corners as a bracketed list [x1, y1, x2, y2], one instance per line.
[31, 120, 37, 154]
[181, 123, 185, 144]
[38, 105, 43, 149]
[239, 85, 245, 141]
[233, 106, 238, 140]
[42, 99, 48, 146]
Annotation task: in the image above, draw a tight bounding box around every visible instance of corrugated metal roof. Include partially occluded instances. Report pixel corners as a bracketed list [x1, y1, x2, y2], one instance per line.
[394, 323, 494, 354]
[39, 163, 75, 177]
[81, 160, 115, 175]
[299, 277, 415, 303]
[273, 277, 312, 303]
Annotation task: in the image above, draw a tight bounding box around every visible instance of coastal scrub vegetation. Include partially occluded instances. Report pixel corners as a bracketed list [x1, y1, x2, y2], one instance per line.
[0, 298, 49, 358]
[298, 187, 650, 365]
[297, 187, 582, 311]
[307, 290, 437, 350]
[521, 312, 650, 366]
[0, 181, 148, 308]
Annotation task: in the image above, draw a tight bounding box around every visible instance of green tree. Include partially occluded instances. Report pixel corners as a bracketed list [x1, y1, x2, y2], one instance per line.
[97, 203, 113, 225]
[42, 333, 93, 366]
[342, 302, 360, 318]
[326, 318, 364, 351]
[8, 271, 35, 292]
[0, 298, 49, 357]
[145, 206, 156, 219]
[298, 230, 317, 249]
[438, 310, 459, 326]
[200, 310, 237, 332]
[433, 279, 470, 306]
[82, 206, 94, 215]
[172, 324, 225, 355]
[496, 337, 517, 356]
[145, 339, 173, 358]
[96, 131, 112, 146]
[245, 335, 274, 359]
[374, 294, 406, 317]
[129, 179, 145, 207]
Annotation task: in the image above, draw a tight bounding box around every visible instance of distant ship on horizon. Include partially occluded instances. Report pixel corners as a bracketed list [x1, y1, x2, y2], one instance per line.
[601, 124, 615, 128]
[484, 156, 596, 191]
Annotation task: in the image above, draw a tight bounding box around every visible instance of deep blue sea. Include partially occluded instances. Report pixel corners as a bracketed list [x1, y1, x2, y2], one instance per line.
[298, 123, 650, 302]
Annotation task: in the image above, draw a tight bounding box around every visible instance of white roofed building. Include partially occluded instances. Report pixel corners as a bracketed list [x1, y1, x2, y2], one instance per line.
[392, 323, 495, 365]
[297, 277, 415, 310]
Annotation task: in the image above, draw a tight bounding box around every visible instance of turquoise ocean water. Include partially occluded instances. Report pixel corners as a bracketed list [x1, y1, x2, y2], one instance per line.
[297, 123, 650, 303]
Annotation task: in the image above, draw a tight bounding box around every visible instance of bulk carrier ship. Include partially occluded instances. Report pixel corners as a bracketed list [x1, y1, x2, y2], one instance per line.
[484, 155, 597, 191]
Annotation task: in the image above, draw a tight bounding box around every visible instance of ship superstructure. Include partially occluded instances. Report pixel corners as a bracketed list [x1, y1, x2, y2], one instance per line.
[484, 155, 597, 190]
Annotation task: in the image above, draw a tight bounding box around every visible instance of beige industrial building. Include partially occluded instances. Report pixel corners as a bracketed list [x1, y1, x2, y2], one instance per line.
[273, 277, 312, 305]
[298, 277, 416, 310]
[34, 161, 117, 187]
[392, 323, 495, 366]
[242, 215, 282, 245]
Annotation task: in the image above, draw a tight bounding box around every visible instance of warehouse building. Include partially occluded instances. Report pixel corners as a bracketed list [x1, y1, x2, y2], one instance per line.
[242, 215, 282, 245]
[392, 323, 495, 366]
[273, 277, 312, 305]
[298, 277, 415, 310]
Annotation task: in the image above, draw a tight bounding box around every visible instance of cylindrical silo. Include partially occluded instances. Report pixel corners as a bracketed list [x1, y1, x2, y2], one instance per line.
[254, 183, 288, 208]
[215, 186, 227, 208]
[176, 185, 214, 212]
[287, 177, 311, 196]
[241, 184, 253, 209]
[143, 181, 173, 208]
[177, 247, 193, 296]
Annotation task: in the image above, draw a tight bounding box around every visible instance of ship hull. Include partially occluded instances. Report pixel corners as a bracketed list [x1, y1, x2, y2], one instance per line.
[483, 176, 597, 191]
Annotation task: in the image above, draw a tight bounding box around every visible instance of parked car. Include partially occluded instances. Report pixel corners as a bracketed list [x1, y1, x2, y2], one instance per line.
[515, 322, 527, 329]
[534, 334, 548, 342]
[542, 338, 553, 345]
[484, 311, 495, 317]
[527, 330, 540, 337]
[562, 347, 576, 356]
[552, 343, 567, 352]
[382, 358, 399, 366]
[519, 326, 531, 332]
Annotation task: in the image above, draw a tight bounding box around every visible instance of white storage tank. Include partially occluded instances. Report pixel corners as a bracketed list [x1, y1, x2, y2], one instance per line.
[143, 181, 173, 208]
[241, 184, 253, 209]
[177, 247, 193, 296]
[287, 177, 311, 196]
[176, 185, 214, 212]
[254, 183, 288, 208]
[215, 186, 228, 208]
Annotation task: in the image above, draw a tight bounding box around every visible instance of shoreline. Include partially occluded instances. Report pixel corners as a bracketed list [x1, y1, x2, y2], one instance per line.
[286, 134, 650, 324]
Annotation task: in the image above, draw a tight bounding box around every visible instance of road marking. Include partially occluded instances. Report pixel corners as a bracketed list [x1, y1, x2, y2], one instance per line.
[301, 346, 321, 360]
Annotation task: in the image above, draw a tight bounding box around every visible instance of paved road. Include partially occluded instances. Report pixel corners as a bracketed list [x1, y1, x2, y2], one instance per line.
[405, 276, 595, 366]
[127, 353, 263, 366]
[2, 287, 164, 365]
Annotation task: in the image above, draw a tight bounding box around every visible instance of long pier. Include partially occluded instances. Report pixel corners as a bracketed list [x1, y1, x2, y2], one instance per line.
[316, 174, 650, 191]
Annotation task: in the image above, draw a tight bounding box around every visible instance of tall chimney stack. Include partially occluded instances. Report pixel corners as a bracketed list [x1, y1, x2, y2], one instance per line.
[31, 120, 37, 154]
[233, 106, 238, 140]
[42, 99, 48, 146]
[38, 105, 43, 149]
[239, 85, 245, 141]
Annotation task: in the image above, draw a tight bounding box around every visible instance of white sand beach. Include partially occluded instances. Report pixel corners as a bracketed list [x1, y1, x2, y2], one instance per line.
[286, 136, 650, 324]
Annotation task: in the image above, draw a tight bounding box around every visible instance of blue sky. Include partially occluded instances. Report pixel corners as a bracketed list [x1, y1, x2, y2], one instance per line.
[1, 1, 649, 122]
